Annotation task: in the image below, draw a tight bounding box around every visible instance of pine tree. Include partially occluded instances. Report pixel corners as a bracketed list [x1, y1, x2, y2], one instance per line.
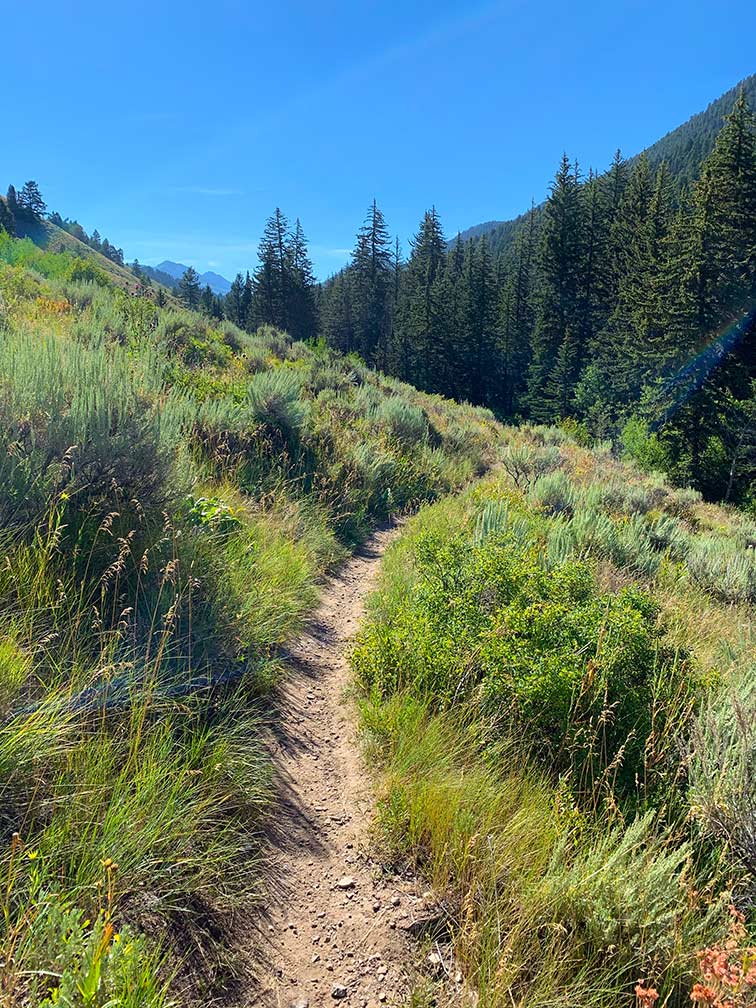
[397, 208, 448, 389]
[200, 284, 215, 315]
[350, 200, 393, 362]
[177, 266, 201, 309]
[253, 208, 291, 332]
[527, 155, 586, 421]
[226, 273, 245, 326]
[497, 204, 536, 415]
[17, 180, 46, 220]
[649, 92, 756, 496]
[286, 218, 318, 341]
[6, 185, 18, 219]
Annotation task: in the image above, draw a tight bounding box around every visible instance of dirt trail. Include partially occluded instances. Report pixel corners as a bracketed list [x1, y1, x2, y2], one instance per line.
[244, 525, 433, 1008]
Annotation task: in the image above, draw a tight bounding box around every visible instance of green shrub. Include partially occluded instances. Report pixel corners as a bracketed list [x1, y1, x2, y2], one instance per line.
[375, 396, 428, 444]
[0, 329, 190, 526]
[14, 897, 168, 1008]
[529, 470, 576, 515]
[245, 368, 308, 439]
[356, 521, 687, 795]
[621, 417, 669, 472]
[687, 535, 756, 603]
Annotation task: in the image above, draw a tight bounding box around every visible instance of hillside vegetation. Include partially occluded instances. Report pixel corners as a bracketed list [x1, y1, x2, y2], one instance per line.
[354, 426, 755, 1007]
[0, 233, 500, 1005]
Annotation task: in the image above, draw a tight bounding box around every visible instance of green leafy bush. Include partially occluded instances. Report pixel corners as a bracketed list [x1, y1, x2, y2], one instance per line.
[356, 520, 687, 795]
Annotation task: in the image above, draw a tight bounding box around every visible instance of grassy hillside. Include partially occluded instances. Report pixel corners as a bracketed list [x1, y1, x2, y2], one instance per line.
[0, 232, 500, 1005]
[354, 427, 755, 1007]
[7, 209, 176, 299]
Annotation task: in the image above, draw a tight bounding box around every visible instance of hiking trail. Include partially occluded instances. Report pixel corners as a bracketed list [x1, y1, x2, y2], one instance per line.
[242, 525, 445, 1008]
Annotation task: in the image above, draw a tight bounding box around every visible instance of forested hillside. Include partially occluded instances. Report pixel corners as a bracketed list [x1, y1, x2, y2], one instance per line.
[315, 92, 755, 509]
[0, 230, 499, 1004]
[456, 72, 756, 252]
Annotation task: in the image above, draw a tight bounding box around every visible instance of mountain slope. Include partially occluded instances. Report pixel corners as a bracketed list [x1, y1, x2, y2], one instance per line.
[457, 72, 756, 256]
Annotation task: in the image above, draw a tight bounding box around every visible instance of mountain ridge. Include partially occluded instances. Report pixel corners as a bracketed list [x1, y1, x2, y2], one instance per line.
[454, 71, 756, 254]
[153, 259, 231, 294]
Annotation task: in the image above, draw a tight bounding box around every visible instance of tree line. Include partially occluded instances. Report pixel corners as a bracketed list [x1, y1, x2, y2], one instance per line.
[218, 93, 754, 506]
[2, 93, 753, 505]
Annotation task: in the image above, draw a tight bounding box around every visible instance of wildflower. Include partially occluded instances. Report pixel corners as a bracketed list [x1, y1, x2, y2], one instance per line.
[635, 980, 659, 1007]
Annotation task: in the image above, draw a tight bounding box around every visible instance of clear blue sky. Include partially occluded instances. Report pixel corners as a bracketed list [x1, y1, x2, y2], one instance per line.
[5, 0, 755, 280]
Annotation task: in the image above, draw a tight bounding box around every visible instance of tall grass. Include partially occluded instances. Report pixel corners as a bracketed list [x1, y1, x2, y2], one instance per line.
[0, 232, 502, 1004]
[354, 429, 754, 1007]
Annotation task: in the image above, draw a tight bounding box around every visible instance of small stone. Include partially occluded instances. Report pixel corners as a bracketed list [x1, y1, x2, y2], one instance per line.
[331, 984, 348, 1000]
[390, 895, 400, 907]
[289, 1000, 309, 1008]
[372, 901, 381, 912]
[337, 876, 356, 890]
[378, 993, 388, 1004]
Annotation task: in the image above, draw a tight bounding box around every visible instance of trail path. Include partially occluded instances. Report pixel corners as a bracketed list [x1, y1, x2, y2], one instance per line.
[244, 526, 436, 1008]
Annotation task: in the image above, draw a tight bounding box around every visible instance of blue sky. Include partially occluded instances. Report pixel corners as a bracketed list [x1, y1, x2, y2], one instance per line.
[5, 0, 755, 280]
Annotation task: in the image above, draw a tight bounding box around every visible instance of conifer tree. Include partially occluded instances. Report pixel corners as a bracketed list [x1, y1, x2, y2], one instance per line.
[226, 273, 246, 327]
[177, 266, 201, 309]
[321, 272, 356, 355]
[398, 208, 448, 389]
[17, 180, 46, 220]
[253, 208, 291, 332]
[287, 218, 319, 341]
[350, 200, 393, 362]
[527, 156, 586, 421]
[498, 205, 536, 415]
[6, 185, 18, 219]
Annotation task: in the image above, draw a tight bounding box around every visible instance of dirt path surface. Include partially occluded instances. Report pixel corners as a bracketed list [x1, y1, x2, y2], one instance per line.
[245, 526, 434, 1008]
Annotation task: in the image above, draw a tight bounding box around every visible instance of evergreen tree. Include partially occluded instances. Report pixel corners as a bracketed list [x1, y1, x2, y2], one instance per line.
[6, 185, 18, 219]
[252, 208, 291, 332]
[497, 204, 537, 415]
[350, 200, 393, 362]
[527, 155, 586, 421]
[226, 273, 246, 327]
[321, 272, 356, 355]
[177, 266, 201, 309]
[287, 218, 318, 341]
[17, 180, 46, 220]
[397, 208, 448, 389]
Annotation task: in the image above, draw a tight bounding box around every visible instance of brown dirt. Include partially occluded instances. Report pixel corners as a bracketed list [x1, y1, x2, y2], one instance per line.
[240, 526, 442, 1008]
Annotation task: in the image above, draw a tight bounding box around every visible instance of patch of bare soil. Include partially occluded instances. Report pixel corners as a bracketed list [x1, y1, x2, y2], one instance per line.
[237, 526, 448, 1008]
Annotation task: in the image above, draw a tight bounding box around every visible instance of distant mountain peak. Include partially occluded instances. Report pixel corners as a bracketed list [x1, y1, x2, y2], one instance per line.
[155, 259, 231, 294]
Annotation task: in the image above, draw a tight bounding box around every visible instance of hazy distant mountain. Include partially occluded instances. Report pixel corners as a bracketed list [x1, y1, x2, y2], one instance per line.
[153, 259, 232, 295]
[456, 72, 756, 256]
